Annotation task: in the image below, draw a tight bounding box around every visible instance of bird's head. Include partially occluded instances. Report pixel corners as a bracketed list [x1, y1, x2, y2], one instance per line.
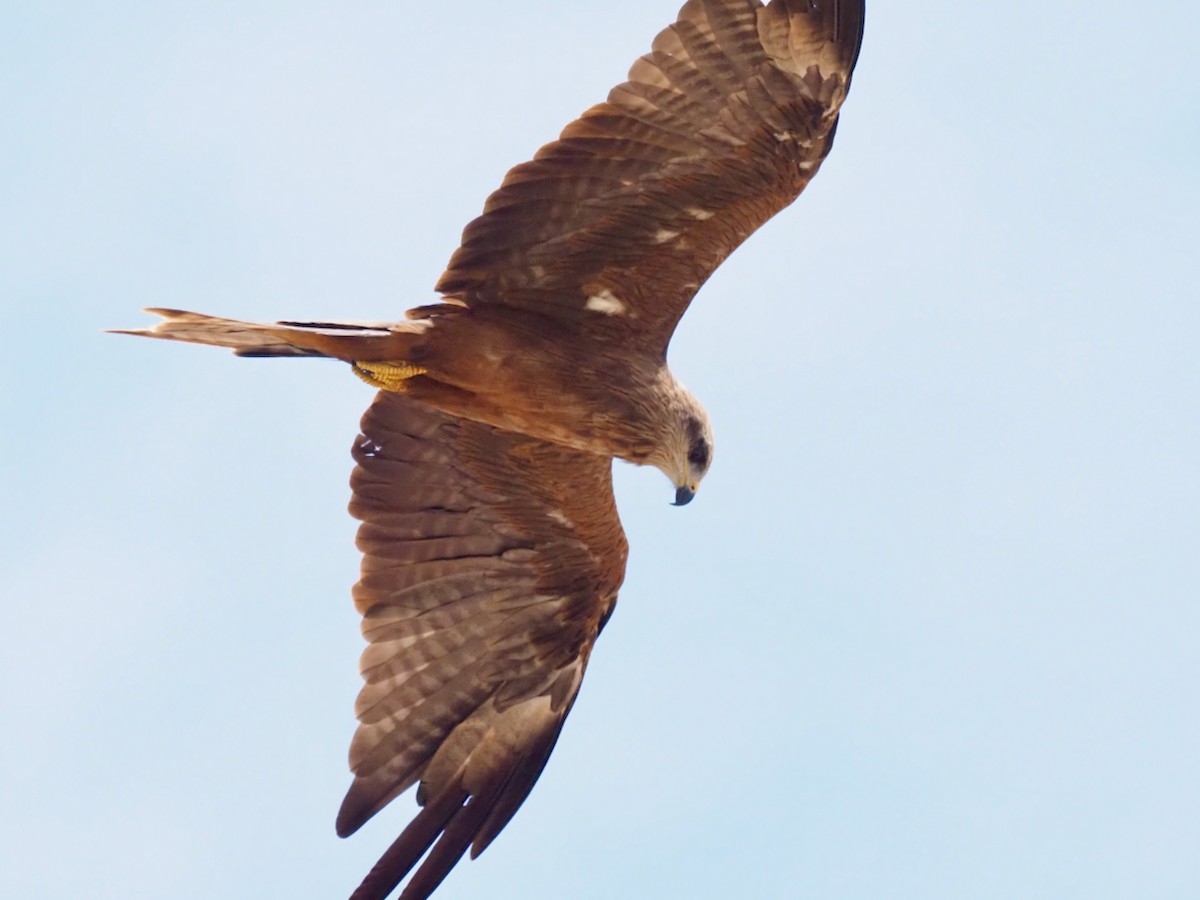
[654, 388, 713, 507]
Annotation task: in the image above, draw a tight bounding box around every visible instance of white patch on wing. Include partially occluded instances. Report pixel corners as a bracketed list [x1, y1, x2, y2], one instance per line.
[356, 436, 385, 457]
[654, 228, 680, 244]
[686, 206, 715, 221]
[586, 289, 626, 316]
[547, 509, 572, 528]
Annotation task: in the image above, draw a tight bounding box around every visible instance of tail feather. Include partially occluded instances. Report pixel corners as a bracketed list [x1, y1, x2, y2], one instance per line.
[111, 308, 428, 360]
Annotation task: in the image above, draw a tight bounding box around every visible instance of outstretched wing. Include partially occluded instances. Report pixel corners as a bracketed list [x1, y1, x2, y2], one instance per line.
[341, 392, 628, 900]
[435, 0, 865, 356]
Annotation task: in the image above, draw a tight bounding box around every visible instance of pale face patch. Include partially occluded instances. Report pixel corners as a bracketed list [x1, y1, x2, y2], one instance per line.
[586, 289, 626, 316]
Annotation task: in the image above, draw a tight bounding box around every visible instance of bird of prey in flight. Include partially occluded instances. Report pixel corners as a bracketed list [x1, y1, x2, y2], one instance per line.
[117, 1, 864, 897]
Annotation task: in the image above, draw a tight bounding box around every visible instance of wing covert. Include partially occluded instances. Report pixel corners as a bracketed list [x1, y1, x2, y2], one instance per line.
[435, 0, 865, 355]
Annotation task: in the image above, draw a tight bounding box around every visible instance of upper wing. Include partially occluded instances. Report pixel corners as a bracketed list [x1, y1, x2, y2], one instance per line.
[340, 391, 628, 900]
[434, 0, 865, 356]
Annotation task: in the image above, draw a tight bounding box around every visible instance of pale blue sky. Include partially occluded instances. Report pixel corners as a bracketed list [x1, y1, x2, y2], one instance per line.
[3, 2, 1199, 898]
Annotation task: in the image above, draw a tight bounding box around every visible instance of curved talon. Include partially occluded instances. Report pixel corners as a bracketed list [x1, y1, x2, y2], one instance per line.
[352, 361, 428, 391]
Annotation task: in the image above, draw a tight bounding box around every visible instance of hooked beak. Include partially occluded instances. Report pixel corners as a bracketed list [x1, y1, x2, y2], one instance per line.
[672, 484, 696, 507]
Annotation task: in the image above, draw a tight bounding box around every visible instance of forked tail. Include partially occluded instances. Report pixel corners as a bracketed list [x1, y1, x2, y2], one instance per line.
[111, 307, 428, 361]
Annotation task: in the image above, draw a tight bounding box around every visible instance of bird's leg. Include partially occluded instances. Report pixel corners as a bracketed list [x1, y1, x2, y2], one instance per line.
[351, 361, 428, 391]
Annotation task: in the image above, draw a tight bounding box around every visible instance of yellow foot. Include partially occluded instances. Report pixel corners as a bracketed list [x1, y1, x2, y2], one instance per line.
[351, 360, 428, 391]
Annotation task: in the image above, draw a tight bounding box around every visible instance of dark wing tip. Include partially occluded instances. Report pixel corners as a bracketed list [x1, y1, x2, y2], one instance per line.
[347, 784, 469, 900]
[832, 0, 867, 74]
[345, 719, 566, 900]
[764, 0, 866, 77]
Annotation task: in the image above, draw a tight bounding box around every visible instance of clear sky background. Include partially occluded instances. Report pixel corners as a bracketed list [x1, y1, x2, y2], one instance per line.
[3, 2, 1198, 898]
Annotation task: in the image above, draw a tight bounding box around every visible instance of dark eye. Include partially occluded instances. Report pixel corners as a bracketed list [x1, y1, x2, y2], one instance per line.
[688, 438, 710, 469]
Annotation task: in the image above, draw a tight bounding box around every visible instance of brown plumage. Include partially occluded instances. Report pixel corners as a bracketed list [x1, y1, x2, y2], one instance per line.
[116, 2, 864, 898]
[342, 394, 625, 899]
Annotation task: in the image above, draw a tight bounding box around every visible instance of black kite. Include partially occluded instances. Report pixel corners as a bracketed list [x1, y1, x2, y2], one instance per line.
[117, 1, 865, 897]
